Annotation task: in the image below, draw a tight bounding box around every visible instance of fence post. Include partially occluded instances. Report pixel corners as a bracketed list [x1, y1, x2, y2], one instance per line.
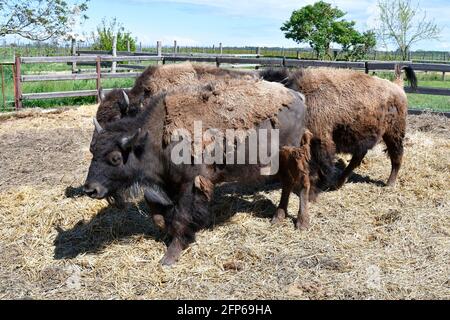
[14, 55, 22, 110]
[365, 61, 369, 74]
[71, 38, 77, 73]
[96, 57, 102, 104]
[216, 56, 220, 68]
[0, 64, 6, 110]
[127, 40, 131, 53]
[256, 47, 261, 56]
[173, 40, 177, 56]
[219, 43, 223, 55]
[157, 41, 162, 64]
[111, 33, 117, 73]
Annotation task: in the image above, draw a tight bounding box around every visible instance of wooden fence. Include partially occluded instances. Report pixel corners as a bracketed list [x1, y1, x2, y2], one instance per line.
[8, 51, 450, 110]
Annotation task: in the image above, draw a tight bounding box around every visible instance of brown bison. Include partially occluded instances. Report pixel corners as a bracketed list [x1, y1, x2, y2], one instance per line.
[96, 62, 258, 126]
[84, 79, 312, 265]
[260, 65, 417, 191]
[274, 130, 313, 230]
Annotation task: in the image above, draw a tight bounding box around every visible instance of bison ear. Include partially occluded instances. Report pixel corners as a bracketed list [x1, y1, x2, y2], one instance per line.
[194, 176, 214, 201]
[144, 185, 173, 207]
[120, 128, 141, 150]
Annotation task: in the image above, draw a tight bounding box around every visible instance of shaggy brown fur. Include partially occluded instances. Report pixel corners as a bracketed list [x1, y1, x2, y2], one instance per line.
[261, 66, 411, 189]
[273, 130, 313, 230]
[85, 88, 311, 265]
[96, 89, 133, 125]
[162, 79, 297, 147]
[96, 63, 258, 125]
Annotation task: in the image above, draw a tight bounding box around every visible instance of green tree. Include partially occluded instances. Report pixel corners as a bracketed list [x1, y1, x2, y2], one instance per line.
[281, 1, 376, 60]
[336, 27, 377, 61]
[92, 18, 136, 52]
[376, 0, 441, 60]
[0, 0, 89, 41]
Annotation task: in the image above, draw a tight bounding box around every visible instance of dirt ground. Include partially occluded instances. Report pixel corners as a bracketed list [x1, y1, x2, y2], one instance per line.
[0, 105, 449, 300]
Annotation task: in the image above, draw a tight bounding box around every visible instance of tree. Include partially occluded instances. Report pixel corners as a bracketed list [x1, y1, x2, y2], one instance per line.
[337, 28, 377, 61]
[0, 0, 89, 41]
[281, 1, 376, 60]
[376, 0, 441, 60]
[92, 18, 136, 52]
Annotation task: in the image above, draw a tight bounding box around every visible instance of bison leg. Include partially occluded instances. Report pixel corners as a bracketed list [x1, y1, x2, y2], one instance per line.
[272, 183, 293, 224]
[383, 134, 404, 187]
[334, 151, 368, 190]
[144, 195, 167, 231]
[296, 185, 310, 231]
[160, 237, 185, 266]
[161, 214, 193, 266]
[161, 178, 214, 266]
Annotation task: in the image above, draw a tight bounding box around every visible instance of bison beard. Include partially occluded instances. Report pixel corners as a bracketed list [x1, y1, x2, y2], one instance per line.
[84, 82, 312, 266]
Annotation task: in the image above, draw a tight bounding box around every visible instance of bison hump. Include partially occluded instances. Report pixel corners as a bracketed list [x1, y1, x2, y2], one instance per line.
[162, 79, 296, 147]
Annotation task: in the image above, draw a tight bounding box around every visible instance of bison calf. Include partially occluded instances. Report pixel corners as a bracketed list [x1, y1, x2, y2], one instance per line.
[272, 130, 313, 230]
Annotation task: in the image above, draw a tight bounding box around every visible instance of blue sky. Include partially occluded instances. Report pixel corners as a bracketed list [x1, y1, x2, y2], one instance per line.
[77, 0, 450, 50]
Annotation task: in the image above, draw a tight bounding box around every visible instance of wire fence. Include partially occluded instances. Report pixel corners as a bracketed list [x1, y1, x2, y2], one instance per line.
[0, 41, 449, 112]
[1, 41, 449, 63]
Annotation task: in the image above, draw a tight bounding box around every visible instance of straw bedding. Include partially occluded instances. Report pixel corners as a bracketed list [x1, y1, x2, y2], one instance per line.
[0, 106, 448, 300]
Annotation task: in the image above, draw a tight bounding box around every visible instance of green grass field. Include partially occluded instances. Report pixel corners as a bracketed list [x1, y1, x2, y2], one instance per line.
[0, 62, 138, 111]
[0, 62, 449, 112]
[374, 71, 450, 112]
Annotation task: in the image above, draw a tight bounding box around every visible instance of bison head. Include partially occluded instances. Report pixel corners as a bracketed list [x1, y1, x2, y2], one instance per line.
[96, 89, 143, 125]
[83, 118, 148, 201]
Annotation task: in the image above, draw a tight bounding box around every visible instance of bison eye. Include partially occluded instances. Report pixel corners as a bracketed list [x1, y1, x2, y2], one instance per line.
[108, 151, 123, 166]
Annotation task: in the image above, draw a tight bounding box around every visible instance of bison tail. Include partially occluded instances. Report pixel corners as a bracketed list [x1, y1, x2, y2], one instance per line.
[403, 65, 418, 90]
[259, 68, 290, 84]
[394, 64, 418, 91]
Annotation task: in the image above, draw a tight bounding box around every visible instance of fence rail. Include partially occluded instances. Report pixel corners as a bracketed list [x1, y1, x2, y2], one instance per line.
[4, 51, 450, 110]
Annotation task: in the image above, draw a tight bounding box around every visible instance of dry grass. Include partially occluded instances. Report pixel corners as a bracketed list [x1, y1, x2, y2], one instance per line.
[0, 106, 449, 300]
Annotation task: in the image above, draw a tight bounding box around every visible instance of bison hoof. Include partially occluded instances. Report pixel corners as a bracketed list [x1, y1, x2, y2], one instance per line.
[296, 220, 310, 231]
[159, 254, 178, 266]
[271, 209, 286, 224]
[386, 180, 396, 187]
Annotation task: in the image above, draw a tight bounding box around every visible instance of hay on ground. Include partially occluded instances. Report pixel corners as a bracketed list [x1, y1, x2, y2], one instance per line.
[0, 107, 448, 300]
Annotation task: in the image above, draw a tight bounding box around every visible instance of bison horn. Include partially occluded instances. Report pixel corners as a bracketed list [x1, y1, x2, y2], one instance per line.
[93, 118, 104, 134]
[122, 90, 130, 106]
[120, 128, 141, 150]
[98, 88, 106, 102]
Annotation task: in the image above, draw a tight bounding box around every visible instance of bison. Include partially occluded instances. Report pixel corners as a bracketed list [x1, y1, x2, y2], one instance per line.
[84, 78, 312, 265]
[95, 62, 258, 126]
[260, 65, 417, 191]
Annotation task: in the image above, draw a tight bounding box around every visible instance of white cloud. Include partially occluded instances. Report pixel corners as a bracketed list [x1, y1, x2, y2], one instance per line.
[119, 0, 450, 49]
